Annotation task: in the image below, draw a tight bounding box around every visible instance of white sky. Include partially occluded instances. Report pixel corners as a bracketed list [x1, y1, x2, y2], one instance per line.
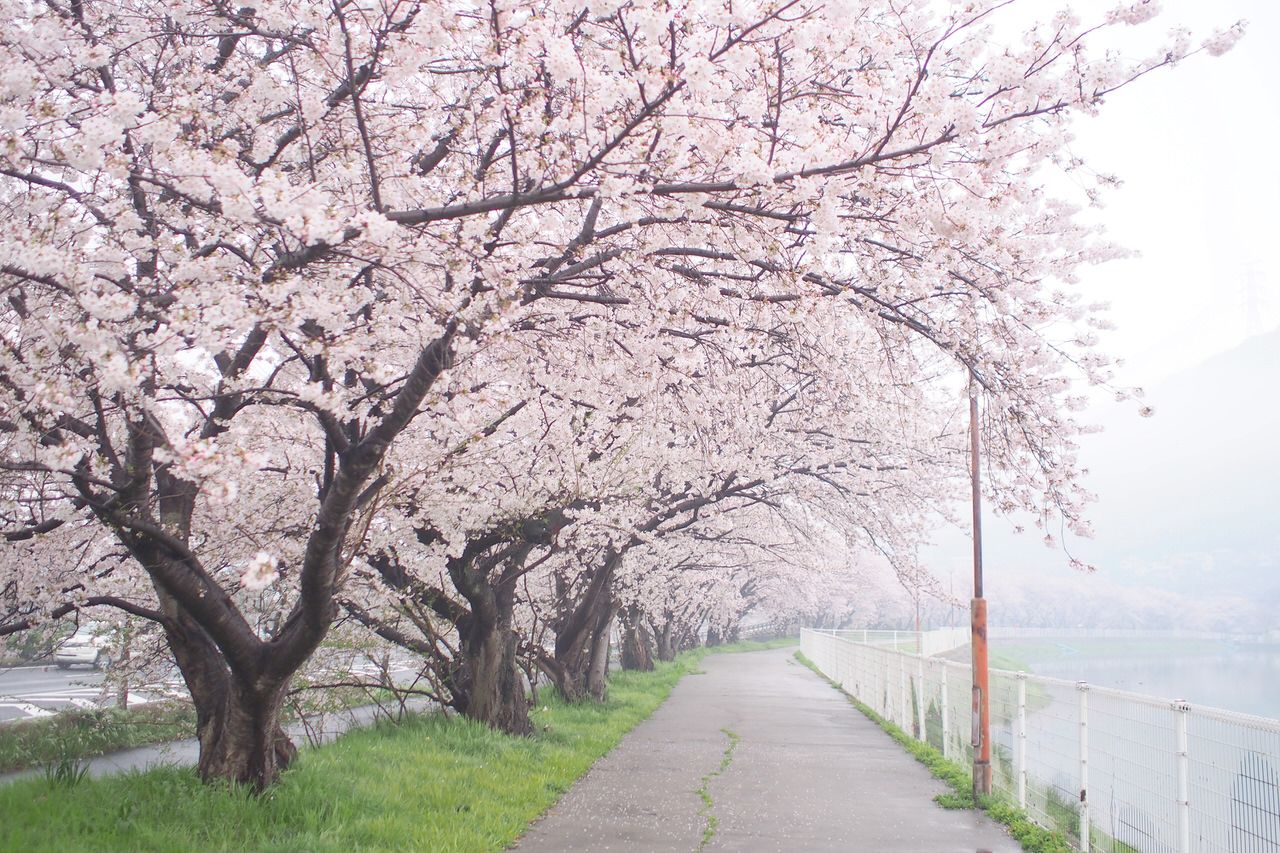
[919, 0, 1280, 602]
[1059, 0, 1280, 382]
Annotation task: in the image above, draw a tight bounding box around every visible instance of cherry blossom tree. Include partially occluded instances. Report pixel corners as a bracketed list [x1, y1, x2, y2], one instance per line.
[0, 0, 1241, 788]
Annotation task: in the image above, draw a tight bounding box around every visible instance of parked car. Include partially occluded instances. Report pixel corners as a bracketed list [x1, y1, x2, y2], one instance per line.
[54, 628, 114, 670]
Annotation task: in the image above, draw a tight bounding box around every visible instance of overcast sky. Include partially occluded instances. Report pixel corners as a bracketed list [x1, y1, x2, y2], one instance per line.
[918, 0, 1280, 607]
[1063, 0, 1280, 383]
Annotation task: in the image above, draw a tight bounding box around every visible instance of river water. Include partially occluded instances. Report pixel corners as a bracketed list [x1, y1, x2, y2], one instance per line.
[1026, 645, 1280, 718]
[998, 643, 1280, 851]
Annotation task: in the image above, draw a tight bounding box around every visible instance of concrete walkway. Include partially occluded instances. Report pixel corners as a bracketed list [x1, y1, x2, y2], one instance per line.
[514, 648, 1021, 852]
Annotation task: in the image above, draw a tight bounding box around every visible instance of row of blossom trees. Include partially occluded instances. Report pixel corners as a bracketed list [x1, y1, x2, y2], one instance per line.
[0, 0, 1239, 788]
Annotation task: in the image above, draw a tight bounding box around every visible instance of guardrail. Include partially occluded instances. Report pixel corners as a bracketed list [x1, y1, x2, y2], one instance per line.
[737, 621, 790, 641]
[801, 628, 1280, 853]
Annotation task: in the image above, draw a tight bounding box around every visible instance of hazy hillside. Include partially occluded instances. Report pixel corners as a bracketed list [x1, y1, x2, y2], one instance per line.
[1077, 328, 1280, 594]
[925, 328, 1280, 631]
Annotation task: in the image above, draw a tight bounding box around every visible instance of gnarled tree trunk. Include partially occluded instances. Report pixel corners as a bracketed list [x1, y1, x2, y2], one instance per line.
[677, 620, 700, 653]
[549, 553, 619, 702]
[195, 677, 296, 788]
[446, 541, 533, 735]
[452, 600, 531, 735]
[163, 614, 296, 790]
[545, 607, 613, 702]
[620, 606, 655, 671]
[585, 604, 615, 700]
[655, 619, 676, 662]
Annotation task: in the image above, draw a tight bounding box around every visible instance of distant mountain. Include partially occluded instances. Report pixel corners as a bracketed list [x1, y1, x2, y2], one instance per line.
[1075, 328, 1280, 593]
[939, 329, 1280, 630]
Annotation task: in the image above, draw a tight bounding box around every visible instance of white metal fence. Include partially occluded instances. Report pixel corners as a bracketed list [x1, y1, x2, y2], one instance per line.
[801, 629, 1280, 853]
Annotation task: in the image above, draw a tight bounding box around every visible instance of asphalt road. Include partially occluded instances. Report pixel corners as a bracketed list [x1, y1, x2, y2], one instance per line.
[0, 664, 109, 723]
[0, 652, 418, 723]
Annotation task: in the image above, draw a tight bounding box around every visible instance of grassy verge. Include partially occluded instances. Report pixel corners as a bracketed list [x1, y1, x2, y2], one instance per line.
[0, 701, 197, 775]
[0, 638, 795, 776]
[0, 640, 788, 851]
[702, 636, 797, 654]
[0, 686, 404, 776]
[794, 651, 1075, 853]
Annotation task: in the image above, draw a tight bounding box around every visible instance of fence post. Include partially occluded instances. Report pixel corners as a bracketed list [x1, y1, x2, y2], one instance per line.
[883, 652, 890, 718]
[916, 656, 926, 742]
[941, 663, 950, 758]
[1078, 682, 1090, 853]
[1174, 701, 1191, 853]
[854, 639, 862, 697]
[844, 635, 854, 689]
[1016, 672, 1027, 809]
[899, 653, 908, 729]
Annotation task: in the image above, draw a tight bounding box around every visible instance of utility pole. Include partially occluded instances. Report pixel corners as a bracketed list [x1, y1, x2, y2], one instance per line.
[970, 369, 992, 799]
[911, 591, 921, 650]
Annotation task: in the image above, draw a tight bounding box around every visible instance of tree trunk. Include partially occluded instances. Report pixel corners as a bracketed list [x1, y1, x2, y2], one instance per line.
[454, 608, 531, 735]
[585, 606, 615, 700]
[535, 655, 577, 703]
[655, 621, 676, 662]
[677, 623, 699, 652]
[446, 549, 532, 735]
[706, 625, 722, 647]
[164, 617, 296, 791]
[550, 558, 618, 702]
[195, 677, 296, 790]
[545, 601, 615, 702]
[620, 608, 654, 671]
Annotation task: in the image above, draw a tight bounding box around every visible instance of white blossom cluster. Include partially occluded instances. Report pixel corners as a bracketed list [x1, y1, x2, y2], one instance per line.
[0, 0, 1239, 734]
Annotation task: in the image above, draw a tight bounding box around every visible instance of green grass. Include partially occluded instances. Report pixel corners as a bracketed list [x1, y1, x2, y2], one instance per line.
[703, 636, 798, 654]
[0, 640, 792, 851]
[0, 702, 197, 775]
[0, 684, 405, 776]
[695, 728, 740, 851]
[794, 651, 1076, 853]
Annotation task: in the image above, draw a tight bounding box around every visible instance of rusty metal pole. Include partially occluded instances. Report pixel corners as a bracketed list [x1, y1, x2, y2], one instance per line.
[970, 369, 992, 799]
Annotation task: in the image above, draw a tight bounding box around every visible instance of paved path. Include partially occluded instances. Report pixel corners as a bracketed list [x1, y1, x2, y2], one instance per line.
[515, 648, 1021, 853]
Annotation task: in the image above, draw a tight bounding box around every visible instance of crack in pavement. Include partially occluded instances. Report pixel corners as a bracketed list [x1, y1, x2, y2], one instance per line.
[696, 727, 740, 851]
